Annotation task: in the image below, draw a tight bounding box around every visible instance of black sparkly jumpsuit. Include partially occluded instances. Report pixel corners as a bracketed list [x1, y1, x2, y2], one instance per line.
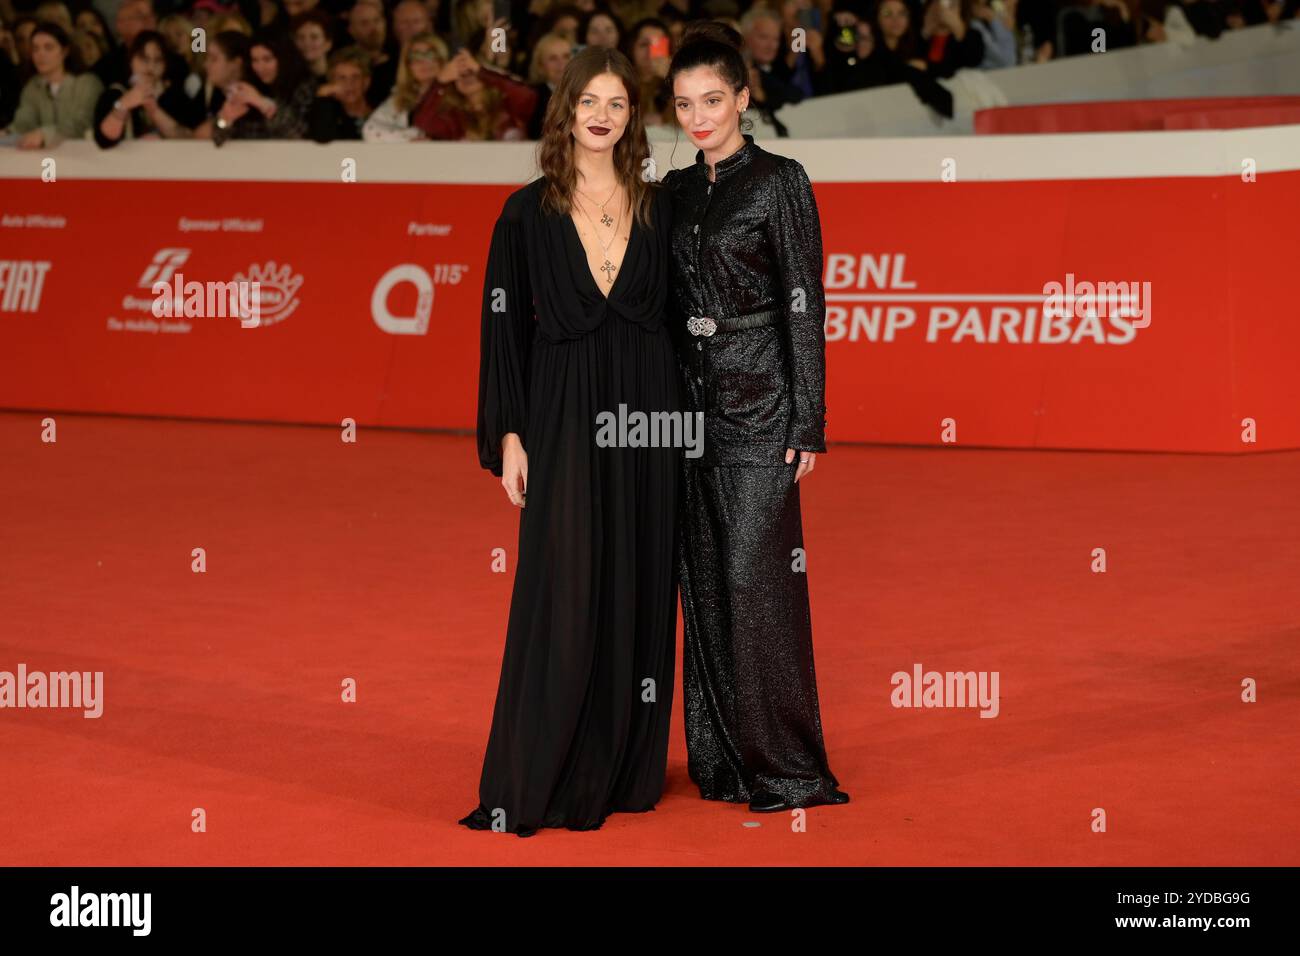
[661, 133, 841, 807]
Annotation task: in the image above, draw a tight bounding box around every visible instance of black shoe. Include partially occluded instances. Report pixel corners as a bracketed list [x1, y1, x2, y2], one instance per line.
[799, 788, 850, 809]
[748, 790, 792, 813]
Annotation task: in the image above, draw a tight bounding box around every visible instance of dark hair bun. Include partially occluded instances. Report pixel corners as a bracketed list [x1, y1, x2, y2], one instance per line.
[679, 20, 743, 52]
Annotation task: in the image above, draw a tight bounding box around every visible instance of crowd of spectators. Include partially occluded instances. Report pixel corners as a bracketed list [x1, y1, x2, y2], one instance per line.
[0, 0, 1295, 147]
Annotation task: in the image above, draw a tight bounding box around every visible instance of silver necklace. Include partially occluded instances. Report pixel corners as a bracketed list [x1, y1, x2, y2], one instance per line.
[574, 189, 625, 285]
[575, 182, 618, 227]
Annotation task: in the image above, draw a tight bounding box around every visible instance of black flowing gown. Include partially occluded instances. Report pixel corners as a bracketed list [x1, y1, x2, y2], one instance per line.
[461, 176, 682, 836]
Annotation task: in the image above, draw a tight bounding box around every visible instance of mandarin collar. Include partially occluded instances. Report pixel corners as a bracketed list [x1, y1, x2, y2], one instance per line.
[695, 133, 756, 182]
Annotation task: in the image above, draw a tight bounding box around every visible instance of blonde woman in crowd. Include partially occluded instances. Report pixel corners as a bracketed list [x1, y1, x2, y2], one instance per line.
[528, 30, 573, 85]
[525, 30, 571, 138]
[410, 45, 535, 140]
[363, 31, 447, 141]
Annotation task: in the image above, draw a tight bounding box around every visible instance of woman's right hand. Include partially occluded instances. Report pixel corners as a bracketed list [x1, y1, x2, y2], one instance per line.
[120, 82, 149, 110]
[219, 98, 249, 123]
[438, 49, 477, 85]
[435, 58, 458, 84]
[501, 432, 527, 507]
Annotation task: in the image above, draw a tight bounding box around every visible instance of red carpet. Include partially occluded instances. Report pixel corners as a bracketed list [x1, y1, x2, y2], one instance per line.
[1, 410, 1296, 866]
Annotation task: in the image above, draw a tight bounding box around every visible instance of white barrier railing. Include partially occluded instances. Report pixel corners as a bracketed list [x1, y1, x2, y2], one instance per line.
[1, 121, 1298, 185]
[774, 20, 1300, 137]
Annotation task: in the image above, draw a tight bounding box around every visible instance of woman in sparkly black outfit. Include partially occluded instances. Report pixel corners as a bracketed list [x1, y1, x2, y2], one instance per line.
[660, 22, 849, 814]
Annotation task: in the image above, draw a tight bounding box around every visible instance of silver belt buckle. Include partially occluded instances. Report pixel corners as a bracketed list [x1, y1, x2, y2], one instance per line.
[687, 315, 717, 337]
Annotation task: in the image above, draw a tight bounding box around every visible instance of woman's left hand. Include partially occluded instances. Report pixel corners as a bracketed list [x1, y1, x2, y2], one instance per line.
[785, 448, 816, 481]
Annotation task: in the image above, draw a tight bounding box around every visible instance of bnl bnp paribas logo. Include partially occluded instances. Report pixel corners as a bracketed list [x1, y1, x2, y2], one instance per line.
[823, 253, 1152, 345]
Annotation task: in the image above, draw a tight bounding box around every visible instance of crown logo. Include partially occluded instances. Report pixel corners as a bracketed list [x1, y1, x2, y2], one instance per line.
[232, 261, 304, 327]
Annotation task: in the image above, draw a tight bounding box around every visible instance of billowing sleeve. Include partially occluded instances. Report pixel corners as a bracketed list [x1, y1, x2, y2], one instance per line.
[476, 195, 534, 477]
[766, 159, 827, 453]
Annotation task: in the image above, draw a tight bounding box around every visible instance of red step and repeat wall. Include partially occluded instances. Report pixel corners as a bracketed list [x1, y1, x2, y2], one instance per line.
[1, 144, 1297, 453]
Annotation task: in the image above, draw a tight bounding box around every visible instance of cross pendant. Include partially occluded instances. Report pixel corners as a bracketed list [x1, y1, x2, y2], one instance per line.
[600, 212, 613, 226]
[601, 259, 616, 283]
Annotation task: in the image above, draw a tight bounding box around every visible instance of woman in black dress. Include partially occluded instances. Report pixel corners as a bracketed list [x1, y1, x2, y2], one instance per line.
[660, 22, 849, 814]
[460, 45, 681, 837]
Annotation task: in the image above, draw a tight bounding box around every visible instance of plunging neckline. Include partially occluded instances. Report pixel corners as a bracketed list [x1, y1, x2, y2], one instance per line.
[564, 206, 637, 301]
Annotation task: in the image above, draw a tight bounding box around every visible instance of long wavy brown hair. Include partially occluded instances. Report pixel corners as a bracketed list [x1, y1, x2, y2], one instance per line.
[536, 45, 656, 230]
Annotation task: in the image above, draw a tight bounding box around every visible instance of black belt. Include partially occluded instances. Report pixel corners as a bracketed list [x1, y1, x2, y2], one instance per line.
[686, 308, 782, 337]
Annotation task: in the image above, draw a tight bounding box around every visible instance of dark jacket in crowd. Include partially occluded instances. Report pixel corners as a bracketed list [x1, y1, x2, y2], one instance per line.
[308, 95, 368, 142]
[92, 79, 198, 147]
[918, 25, 986, 78]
